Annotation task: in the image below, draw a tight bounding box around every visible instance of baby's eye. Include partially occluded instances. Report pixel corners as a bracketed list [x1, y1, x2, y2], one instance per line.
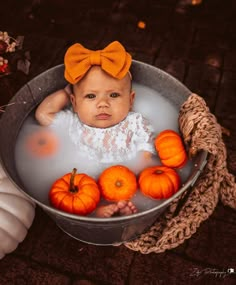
[85, 93, 96, 99]
[110, 92, 120, 98]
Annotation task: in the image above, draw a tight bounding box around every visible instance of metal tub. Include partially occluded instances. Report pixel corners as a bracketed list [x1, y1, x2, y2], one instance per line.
[0, 61, 207, 245]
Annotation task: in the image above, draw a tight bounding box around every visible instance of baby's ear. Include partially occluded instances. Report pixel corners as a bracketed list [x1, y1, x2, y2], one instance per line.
[130, 90, 136, 107]
[70, 94, 76, 107]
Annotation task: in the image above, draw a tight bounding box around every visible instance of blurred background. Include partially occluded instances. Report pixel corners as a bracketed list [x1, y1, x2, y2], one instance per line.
[0, 1, 236, 284]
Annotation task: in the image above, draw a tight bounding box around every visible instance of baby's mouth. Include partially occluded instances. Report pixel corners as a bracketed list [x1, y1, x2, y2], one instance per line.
[96, 113, 111, 120]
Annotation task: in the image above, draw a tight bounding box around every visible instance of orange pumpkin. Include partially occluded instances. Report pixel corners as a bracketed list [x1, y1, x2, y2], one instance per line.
[139, 165, 180, 199]
[98, 165, 137, 201]
[26, 129, 59, 157]
[155, 129, 187, 168]
[49, 168, 100, 215]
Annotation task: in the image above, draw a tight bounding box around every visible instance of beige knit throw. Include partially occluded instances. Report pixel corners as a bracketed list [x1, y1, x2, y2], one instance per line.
[125, 93, 236, 254]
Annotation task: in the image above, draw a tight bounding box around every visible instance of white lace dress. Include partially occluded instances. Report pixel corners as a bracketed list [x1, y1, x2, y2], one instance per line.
[51, 110, 156, 163]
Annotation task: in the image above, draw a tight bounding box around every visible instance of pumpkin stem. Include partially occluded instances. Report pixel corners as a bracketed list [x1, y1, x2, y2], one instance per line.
[115, 180, 122, 187]
[69, 168, 78, 193]
[154, 170, 163, 175]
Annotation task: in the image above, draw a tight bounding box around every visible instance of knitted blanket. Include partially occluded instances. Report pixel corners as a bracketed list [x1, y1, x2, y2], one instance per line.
[125, 93, 236, 253]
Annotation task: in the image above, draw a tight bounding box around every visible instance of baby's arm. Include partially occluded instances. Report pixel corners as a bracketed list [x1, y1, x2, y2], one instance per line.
[35, 85, 71, 126]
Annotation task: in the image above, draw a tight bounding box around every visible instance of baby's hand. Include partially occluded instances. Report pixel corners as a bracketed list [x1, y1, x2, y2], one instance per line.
[140, 151, 156, 167]
[142, 151, 153, 160]
[133, 151, 155, 174]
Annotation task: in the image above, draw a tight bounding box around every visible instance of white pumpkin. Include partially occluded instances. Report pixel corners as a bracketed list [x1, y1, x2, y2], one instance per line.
[0, 163, 35, 259]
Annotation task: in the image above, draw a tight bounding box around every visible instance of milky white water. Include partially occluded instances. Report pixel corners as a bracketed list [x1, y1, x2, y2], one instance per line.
[14, 83, 192, 213]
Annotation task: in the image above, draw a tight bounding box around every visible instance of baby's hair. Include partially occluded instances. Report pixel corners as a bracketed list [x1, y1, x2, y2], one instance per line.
[70, 84, 75, 95]
[128, 71, 132, 80]
[128, 71, 133, 92]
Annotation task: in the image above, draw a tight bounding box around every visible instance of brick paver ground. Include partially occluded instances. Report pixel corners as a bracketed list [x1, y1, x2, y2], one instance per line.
[0, 1, 236, 284]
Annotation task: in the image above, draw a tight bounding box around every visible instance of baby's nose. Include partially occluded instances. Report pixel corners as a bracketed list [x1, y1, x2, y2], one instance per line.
[97, 97, 109, 107]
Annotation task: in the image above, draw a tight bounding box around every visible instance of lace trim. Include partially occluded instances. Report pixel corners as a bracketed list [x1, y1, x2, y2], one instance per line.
[52, 111, 156, 163]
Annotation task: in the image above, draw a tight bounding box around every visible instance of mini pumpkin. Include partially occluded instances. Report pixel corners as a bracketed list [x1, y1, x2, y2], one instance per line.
[155, 129, 187, 168]
[98, 165, 137, 201]
[25, 129, 59, 158]
[139, 165, 181, 199]
[0, 164, 35, 259]
[49, 168, 100, 215]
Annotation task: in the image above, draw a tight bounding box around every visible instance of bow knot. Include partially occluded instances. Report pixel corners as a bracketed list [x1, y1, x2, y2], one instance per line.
[90, 50, 102, 65]
[64, 41, 132, 84]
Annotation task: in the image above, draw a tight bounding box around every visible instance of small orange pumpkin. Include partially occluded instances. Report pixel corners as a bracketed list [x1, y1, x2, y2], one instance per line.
[155, 129, 187, 168]
[139, 165, 181, 199]
[26, 129, 59, 157]
[98, 165, 137, 201]
[49, 168, 100, 215]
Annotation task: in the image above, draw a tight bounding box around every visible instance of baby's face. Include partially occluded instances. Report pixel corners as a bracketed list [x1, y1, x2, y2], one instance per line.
[70, 66, 135, 128]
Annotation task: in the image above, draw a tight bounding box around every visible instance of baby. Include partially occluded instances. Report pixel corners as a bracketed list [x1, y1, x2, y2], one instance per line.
[35, 41, 156, 218]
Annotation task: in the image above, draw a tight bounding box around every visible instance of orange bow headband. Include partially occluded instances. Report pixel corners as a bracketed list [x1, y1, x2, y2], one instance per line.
[64, 41, 132, 84]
